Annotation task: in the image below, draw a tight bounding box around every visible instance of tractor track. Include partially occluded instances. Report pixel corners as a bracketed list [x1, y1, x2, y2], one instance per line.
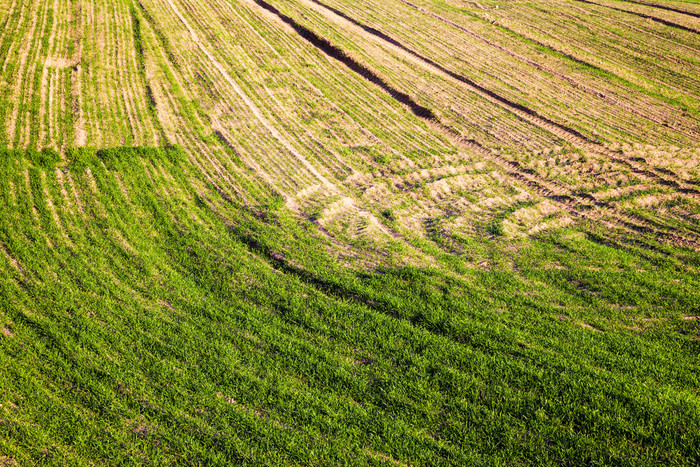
[608, 0, 700, 19]
[303, 0, 593, 142]
[572, 0, 700, 35]
[296, 0, 700, 201]
[254, 0, 700, 248]
[396, 0, 699, 140]
[446, 133, 700, 248]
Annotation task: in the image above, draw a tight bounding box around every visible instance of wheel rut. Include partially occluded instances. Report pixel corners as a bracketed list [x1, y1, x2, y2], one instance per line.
[303, 0, 594, 143]
[572, 0, 700, 34]
[617, 0, 700, 19]
[163, 0, 335, 190]
[396, 0, 699, 140]
[256, 0, 700, 247]
[295, 0, 700, 202]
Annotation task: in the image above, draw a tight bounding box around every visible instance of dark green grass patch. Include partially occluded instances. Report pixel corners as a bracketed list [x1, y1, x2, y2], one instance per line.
[0, 148, 698, 465]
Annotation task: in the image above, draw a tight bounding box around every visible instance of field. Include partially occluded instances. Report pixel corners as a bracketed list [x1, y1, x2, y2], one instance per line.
[0, 0, 699, 464]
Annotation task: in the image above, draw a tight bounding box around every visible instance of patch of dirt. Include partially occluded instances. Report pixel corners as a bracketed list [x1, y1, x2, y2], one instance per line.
[45, 57, 79, 69]
[131, 424, 150, 438]
[579, 321, 603, 332]
[71, 65, 87, 146]
[0, 243, 25, 279]
[126, 417, 156, 438]
[362, 448, 408, 466]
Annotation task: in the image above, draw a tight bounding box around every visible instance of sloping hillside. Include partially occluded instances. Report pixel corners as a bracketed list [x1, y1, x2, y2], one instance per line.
[1, 0, 699, 464]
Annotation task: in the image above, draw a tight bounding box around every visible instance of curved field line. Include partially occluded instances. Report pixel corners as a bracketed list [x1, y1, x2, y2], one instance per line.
[216, 0, 358, 175]
[298, 0, 598, 143]
[486, 9, 700, 102]
[396, 0, 699, 140]
[41, 170, 74, 247]
[0, 242, 25, 279]
[233, 0, 449, 166]
[265, 1, 700, 246]
[194, 2, 439, 246]
[252, 0, 436, 123]
[63, 170, 86, 219]
[565, 3, 700, 59]
[6, 0, 44, 148]
[180, 0, 354, 182]
[345, 2, 700, 202]
[611, 0, 700, 19]
[572, 0, 700, 34]
[0, 0, 21, 72]
[163, 0, 335, 190]
[254, 3, 555, 154]
[131, 3, 271, 204]
[553, 6, 700, 79]
[240, 0, 450, 148]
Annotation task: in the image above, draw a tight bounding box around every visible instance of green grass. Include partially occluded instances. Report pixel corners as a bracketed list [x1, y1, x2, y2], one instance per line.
[0, 0, 698, 464]
[0, 147, 698, 465]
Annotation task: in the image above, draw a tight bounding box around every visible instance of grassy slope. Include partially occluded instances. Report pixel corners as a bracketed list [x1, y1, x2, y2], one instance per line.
[0, 0, 699, 463]
[0, 148, 699, 465]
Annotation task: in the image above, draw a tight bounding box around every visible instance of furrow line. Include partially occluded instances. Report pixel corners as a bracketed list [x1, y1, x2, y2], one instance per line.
[23, 168, 55, 249]
[572, 0, 700, 35]
[0, 0, 20, 46]
[36, 0, 60, 149]
[396, 0, 699, 139]
[109, 0, 135, 144]
[487, 8, 700, 100]
[554, 6, 700, 81]
[64, 169, 86, 219]
[100, 1, 127, 145]
[125, 1, 154, 144]
[214, 0, 358, 177]
[121, 0, 154, 144]
[71, 0, 85, 146]
[22, 2, 55, 149]
[0, 242, 25, 279]
[41, 170, 73, 247]
[267, 1, 698, 245]
[404, 4, 700, 192]
[324, 0, 656, 142]
[87, 1, 112, 146]
[295, 0, 598, 143]
[130, 4, 263, 202]
[112, 0, 139, 144]
[6, 0, 44, 148]
[130, 4, 165, 145]
[616, 0, 700, 18]
[163, 0, 335, 190]
[55, 167, 74, 215]
[458, 138, 699, 246]
[239, 0, 457, 156]
[0, 0, 22, 74]
[298, 2, 679, 165]
[180, 0, 340, 185]
[564, 1, 700, 56]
